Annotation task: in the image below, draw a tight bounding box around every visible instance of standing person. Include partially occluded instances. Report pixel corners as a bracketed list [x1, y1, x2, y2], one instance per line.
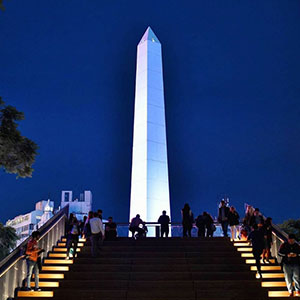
[66, 217, 80, 259]
[195, 213, 205, 237]
[248, 224, 265, 279]
[129, 214, 146, 238]
[97, 209, 103, 220]
[83, 211, 93, 239]
[249, 208, 264, 227]
[105, 217, 117, 241]
[158, 210, 170, 237]
[89, 212, 104, 257]
[262, 217, 273, 263]
[181, 203, 194, 238]
[218, 200, 230, 237]
[25, 231, 44, 291]
[243, 205, 255, 234]
[278, 234, 300, 297]
[203, 212, 215, 237]
[228, 206, 240, 241]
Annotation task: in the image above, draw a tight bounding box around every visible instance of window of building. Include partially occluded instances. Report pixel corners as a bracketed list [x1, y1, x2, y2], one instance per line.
[64, 192, 70, 202]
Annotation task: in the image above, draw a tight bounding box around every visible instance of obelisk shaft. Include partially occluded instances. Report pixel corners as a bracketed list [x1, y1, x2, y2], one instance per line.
[130, 27, 171, 236]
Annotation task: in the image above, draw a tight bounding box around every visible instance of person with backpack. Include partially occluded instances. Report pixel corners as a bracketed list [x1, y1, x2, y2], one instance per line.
[278, 234, 300, 297]
[25, 231, 44, 291]
[83, 211, 93, 239]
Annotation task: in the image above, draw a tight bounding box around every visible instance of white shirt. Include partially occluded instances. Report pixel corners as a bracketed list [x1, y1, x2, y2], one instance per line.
[89, 217, 104, 235]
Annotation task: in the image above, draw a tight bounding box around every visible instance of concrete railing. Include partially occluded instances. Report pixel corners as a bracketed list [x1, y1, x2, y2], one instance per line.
[0, 205, 68, 300]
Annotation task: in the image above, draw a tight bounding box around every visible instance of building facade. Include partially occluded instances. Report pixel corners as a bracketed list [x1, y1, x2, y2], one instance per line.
[61, 190, 92, 220]
[6, 200, 54, 243]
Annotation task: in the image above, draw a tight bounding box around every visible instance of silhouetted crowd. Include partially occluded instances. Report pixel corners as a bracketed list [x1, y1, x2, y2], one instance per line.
[25, 202, 300, 296]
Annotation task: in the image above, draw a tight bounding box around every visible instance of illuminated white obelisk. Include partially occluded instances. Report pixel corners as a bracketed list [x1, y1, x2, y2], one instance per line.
[130, 27, 171, 236]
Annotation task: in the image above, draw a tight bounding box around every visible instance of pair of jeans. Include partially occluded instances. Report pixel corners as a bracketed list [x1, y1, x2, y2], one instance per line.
[253, 248, 263, 275]
[183, 225, 192, 237]
[26, 259, 39, 289]
[221, 221, 229, 237]
[90, 233, 102, 257]
[283, 264, 300, 293]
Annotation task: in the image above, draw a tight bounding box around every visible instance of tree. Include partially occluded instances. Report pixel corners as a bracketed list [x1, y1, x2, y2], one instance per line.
[0, 97, 38, 177]
[0, 0, 5, 11]
[0, 223, 19, 260]
[278, 219, 300, 241]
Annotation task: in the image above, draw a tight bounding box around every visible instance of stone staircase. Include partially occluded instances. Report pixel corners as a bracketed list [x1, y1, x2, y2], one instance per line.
[17, 237, 290, 300]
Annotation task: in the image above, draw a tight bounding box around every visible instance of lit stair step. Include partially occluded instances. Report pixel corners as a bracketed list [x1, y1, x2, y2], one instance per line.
[57, 242, 84, 247]
[251, 266, 282, 271]
[42, 266, 69, 271]
[31, 281, 59, 287]
[237, 247, 253, 252]
[44, 259, 73, 265]
[256, 273, 285, 279]
[34, 273, 64, 279]
[234, 242, 250, 247]
[17, 291, 53, 298]
[262, 281, 286, 288]
[268, 291, 291, 297]
[61, 238, 86, 242]
[241, 253, 254, 257]
[53, 247, 80, 252]
[49, 253, 67, 258]
[246, 259, 276, 264]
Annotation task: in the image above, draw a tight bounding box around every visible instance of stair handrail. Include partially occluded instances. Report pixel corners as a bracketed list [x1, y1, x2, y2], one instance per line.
[0, 205, 69, 300]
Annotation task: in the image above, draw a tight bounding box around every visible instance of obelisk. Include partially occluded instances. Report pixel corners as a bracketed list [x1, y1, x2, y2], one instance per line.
[129, 27, 171, 236]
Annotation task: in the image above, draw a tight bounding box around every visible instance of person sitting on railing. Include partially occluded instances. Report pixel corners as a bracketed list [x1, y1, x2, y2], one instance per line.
[247, 224, 264, 279]
[158, 210, 170, 237]
[105, 217, 117, 241]
[25, 231, 44, 291]
[278, 233, 300, 297]
[262, 217, 273, 264]
[203, 212, 215, 237]
[228, 206, 240, 241]
[66, 216, 80, 259]
[129, 214, 146, 238]
[181, 203, 194, 238]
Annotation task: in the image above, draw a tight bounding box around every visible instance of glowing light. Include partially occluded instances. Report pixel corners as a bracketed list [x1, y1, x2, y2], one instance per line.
[130, 27, 171, 236]
[17, 291, 53, 297]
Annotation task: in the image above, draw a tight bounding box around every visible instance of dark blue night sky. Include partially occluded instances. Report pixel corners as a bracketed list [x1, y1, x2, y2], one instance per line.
[1, 1, 300, 224]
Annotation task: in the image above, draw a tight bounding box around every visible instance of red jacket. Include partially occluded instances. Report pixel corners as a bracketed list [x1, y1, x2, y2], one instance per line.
[26, 239, 39, 262]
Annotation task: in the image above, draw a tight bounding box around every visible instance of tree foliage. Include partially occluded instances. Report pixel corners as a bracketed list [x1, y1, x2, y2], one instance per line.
[0, 97, 38, 177]
[278, 219, 300, 241]
[0, 223, 19, 261]
[0, 0, 5, 11]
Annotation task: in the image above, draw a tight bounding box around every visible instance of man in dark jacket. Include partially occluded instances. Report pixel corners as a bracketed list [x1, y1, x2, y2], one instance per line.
[158, 211, 170, 237]
[278, 234, 300, 297]
[218, 200, 230, 237]
[248, 224, 265, 278]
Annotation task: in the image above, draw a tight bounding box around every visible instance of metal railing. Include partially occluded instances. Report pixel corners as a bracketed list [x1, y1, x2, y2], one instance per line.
[0, 205, 68, 300]
[107, 221, 224, 237]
